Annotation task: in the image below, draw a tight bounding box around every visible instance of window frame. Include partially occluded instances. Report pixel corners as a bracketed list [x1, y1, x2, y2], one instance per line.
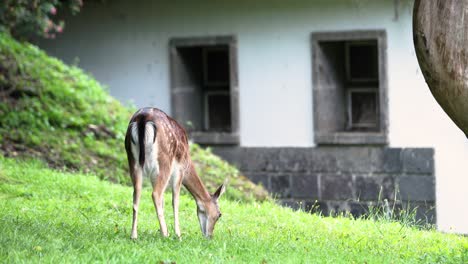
[169, 36, 239, 145]
[311, 30, 388, 145]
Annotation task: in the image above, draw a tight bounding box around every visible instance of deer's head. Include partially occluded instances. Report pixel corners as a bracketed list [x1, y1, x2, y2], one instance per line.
[197, 184, 226, 238]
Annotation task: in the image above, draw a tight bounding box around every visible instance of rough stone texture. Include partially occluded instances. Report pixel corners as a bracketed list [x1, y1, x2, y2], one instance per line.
[321, 174, 354, 200]
[401, 148, 434, 174]
[355, 175, 395, 201]
[398, 175, 435, 202]
[382, 148, 403, 173]
[211, 146, 436, 223]
[291, 174, 319, 199]
[270, 175, 291, 198]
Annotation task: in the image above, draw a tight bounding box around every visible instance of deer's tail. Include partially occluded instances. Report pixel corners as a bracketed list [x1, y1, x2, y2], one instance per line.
[130, 119, 157, 167]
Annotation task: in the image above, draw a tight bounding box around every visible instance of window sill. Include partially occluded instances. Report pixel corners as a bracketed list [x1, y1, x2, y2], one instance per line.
[191, 132, 239, 145]
[315, 132, 388, 145]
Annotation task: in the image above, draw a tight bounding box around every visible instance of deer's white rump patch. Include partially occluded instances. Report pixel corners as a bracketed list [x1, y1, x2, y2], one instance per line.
[129, 122, 159, 182]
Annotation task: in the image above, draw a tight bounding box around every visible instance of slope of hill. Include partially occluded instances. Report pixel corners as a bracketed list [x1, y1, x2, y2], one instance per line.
[0, 33, 267, 202]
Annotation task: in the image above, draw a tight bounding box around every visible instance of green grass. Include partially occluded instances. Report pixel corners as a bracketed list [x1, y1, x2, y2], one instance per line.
[0, 33, 267, 202]
[1, 157, 467, 263]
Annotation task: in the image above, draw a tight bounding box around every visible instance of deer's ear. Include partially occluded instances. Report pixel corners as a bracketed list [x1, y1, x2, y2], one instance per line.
[213, 184, 226, 199]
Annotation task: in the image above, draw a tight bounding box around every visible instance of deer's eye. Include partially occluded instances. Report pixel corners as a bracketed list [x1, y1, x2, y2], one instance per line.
[218, 213, 222, 218]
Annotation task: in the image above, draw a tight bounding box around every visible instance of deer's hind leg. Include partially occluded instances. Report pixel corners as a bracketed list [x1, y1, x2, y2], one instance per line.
[130, 165, 143, 240]
[151, 161, 171, 237]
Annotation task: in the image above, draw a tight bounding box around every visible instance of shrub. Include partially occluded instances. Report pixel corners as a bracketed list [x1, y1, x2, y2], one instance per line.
[0, 0, 83, 40]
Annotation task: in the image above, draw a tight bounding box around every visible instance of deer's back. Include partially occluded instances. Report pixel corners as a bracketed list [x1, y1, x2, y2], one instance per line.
[125, 107, 190, 170]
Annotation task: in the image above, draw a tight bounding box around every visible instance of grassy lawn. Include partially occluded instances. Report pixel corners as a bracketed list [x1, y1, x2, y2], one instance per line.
[1, 157, 467, 263]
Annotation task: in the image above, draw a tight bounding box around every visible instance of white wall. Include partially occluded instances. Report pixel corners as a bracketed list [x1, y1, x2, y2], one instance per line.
[38, 0, 468, 234]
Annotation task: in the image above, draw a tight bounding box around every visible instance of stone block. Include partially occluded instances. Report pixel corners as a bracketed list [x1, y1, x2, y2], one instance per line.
[398, 175, 435, 201]
[276, 148, 310, 172]
[270, 174, 291, 198]
[320, 174, 354, 200]
[402, 148, 434, 174]
[329, 147, 385, 173]
[382, 148, 402, 173]
[238, 148, 271, 172]
[355, 175, 395, 201]
[211, 146, 242, 166]
[290, 174, 319, 199]
[307, 149, 339, 173]
[245, 173, 270, 190]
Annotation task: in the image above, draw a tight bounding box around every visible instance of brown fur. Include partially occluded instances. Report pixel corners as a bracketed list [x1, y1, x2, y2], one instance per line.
[125, 107, 225, 239]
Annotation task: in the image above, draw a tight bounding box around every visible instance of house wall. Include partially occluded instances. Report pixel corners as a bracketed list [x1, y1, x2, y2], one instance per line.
[37, 0, 468, 234]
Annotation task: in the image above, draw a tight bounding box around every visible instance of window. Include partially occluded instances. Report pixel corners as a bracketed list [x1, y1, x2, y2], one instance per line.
[312, 31, 388, 145]
[169, 36, 239, 145]
[348, 88, 378, 131]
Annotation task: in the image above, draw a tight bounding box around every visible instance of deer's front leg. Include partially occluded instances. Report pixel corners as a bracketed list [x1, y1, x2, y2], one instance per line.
[152, 166, 170, 237]
[130, 167, 142, 240]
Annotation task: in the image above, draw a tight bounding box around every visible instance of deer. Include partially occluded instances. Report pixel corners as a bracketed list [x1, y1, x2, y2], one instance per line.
[124, 107, 226, 239]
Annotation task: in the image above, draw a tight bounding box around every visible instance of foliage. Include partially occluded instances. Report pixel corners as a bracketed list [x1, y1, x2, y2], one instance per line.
[0, 33, 268, 202]
[0, 157, 467, 263]
[0, 0, 83, 40]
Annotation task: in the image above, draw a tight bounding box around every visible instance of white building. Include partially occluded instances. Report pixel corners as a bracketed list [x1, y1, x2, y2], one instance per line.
[38, 0, 468, 234]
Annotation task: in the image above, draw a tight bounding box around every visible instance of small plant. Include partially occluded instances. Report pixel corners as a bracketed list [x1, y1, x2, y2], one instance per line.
[364, 187, 435, 229]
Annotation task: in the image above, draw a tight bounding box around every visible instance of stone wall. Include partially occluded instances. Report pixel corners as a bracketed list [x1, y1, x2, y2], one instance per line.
[212, 147, 436, 222]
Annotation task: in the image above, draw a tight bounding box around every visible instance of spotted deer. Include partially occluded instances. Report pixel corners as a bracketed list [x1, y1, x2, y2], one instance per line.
[125, 107, 226, 239]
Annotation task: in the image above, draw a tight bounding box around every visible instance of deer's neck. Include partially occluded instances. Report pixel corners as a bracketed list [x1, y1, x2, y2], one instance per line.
[183, 161, 211, 205]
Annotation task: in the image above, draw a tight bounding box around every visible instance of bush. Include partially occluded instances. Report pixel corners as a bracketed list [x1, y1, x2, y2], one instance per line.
[0, 0, 83, 40]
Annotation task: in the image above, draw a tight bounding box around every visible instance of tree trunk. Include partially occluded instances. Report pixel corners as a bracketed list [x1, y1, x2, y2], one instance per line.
[413, 0, 468, 136]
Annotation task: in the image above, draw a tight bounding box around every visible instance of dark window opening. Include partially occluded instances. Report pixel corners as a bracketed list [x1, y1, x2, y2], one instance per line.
[346, 41, 378, 81]
[205, 91, 231, 131]
[345, 41, 379, 131]
[176, 45, 231, 132]
[348, 88, 379, 131]
[312, 31, 387, 145]
[203, 47, 230, 87]
[170, 38, 237, 139]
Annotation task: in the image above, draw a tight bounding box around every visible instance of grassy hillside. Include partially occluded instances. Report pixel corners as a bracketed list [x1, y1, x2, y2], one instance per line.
[0, 33, 267, 202]
[0, 157, 467, 263]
